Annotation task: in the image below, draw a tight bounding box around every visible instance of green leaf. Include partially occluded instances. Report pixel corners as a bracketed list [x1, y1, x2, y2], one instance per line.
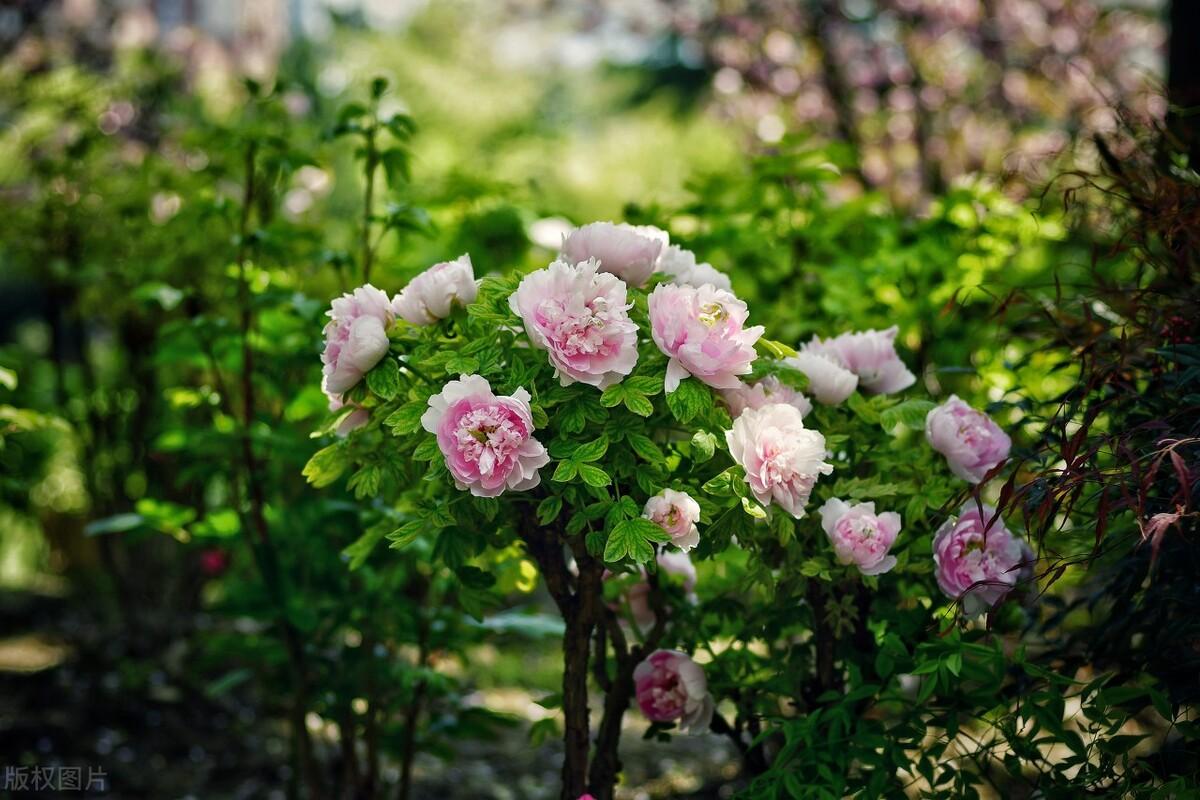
[665, 378, 710, 423]
[756, 338, 798, 359]
[384, 401, 427, 435]
[625, 375, 664, 396]
[623, 392, 655, 417]
[537, 495, 563, 525]
[577, 464, 611, 487]
[456, 565, 497, 589]
[599, 385, 625, 408]
[413, 437, 442, 461]
[366, 358, 402, 401]
[347, 464, 382, 498]
[572, 437, 609, 463]
[387, 519, 424, 550]
[702, 467, 742, 496]
[627, 432, 665, 463]
[603, 517, 670, 563]
[552, 461, 578, 482]
[303, 443, 350, 488]
[343, 525, 388, 570]
[880, 399, 936, 432]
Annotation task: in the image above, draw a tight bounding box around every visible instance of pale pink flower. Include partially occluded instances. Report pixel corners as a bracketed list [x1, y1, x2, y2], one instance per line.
[725, 403, 832, 518]
[806, 327, 915, 394]
[648, 283, 764, 393]
[658, 244, 733, 291]
[633, 649, 714, 734]
[783, 352, 858, 405]
[925, 395, 1012, 483]
[623, 550, 698, 632]
[818, 498, 901, 576]
[420, 375, 550, 498]
[722, 375, 813, 419]
[392, 254, 478, 325]
[559, 221, 664, 287]
[643, 489, 702, 551]
[508, 259, 639, 389]
[933, 504, 1026, 617]
[321, 284, 394, 396]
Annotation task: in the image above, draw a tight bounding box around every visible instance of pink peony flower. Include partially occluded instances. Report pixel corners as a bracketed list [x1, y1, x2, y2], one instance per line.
[321, 284, 394, 396]
[392, 254, 478, 325]
[933, 504, 1026, 617]
[725, 403, 832, 518]
[722, 375, 813, 419]
[658, 244, 733, 291]
[648, 283, 764, 393]
[783, 352, 858, 405]
[806, 327, 915, 394]
[818, 498, 901, 576]
[559, 221, 664, 287]
[420, 375, 550, 497]
[508, 259, 639, 389]
[925, 395, 1012, 483]
[643, 489, 702, 551]
[633, 649, 714, 734]
[622, 550, 698, 632]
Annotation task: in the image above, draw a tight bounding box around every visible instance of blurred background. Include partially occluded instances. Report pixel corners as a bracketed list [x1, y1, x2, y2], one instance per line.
[0, 1, 1190, 798]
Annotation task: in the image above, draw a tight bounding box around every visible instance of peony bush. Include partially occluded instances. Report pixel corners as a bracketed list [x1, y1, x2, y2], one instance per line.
[306, 220, 1034, 799]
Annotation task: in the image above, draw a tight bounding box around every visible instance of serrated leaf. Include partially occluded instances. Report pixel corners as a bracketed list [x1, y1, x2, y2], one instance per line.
[666, 378, 710, 423]
[623, 392, 654, 417]
[343, 525, 388, 569]
[384, 401, 427, 435]
[702, 466, 741, 496]
[625, 375, 664, 396]
[577, 464, 611, 487]
[603, 517, 670, 563]
[599, 385, 625, 408]
[627, 432, 665, 463]
[366, 358, 402, 400]
[303, 443, 350, 488]
[572, 437, 609, 463]
[552, 461, 578, 482]
[536, 495, 563, 525]
[413, 437, 442, 461]
[387, 519, 424, 549]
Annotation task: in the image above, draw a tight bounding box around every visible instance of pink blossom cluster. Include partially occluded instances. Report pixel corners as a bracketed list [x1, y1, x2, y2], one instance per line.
[633, 649, 714, 734]
[933, 504, 1028, 617]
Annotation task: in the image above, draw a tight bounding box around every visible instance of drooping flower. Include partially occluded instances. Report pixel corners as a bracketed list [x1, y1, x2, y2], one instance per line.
[933, 504, 1026, 617]
[925, 395, 1012, 483]
[643, 489, 702, 551]
[648, 283, 764, 393]
[783, 352, 858, 405]
[321, 284, 394, 396]
[559, 221, 664, 287]
[721, 375, 813, 419]
[725, 403, 832, 518]
[622, 550, 698, 632]
[658, 244, 733, 292]
[508, 259, 639, 389]
[806, 327, 915, 394]
[392, 254, 478, 325]
[633, 649, 714, 734]
[421, 375, 550, 498]
[818, 498, 901, 576]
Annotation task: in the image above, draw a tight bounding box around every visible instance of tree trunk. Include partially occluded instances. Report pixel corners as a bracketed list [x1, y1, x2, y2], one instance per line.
[1166, 0, 1200, 165]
